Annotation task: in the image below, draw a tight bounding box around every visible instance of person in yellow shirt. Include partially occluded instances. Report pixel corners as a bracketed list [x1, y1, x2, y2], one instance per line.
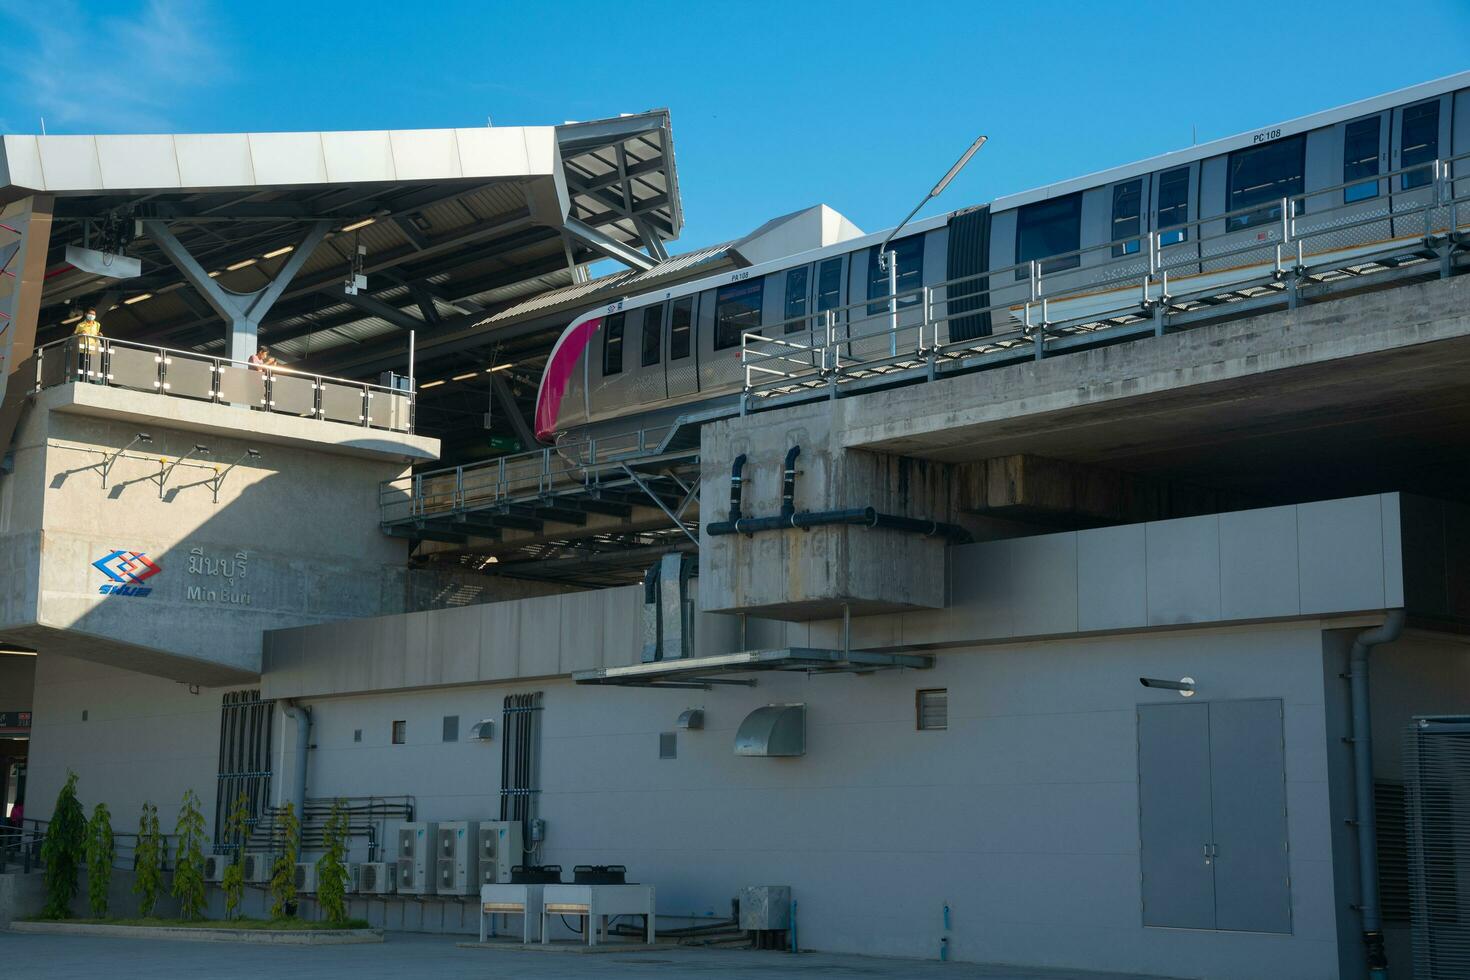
[72, 307, 103, 380]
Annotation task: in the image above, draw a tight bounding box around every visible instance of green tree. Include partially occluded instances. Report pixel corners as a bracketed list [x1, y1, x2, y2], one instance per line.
[132, 802, 165, 918]
[39, 770, 86, 919]
[84, 802, 115, 919]
[170, 788, 208, 921]
[315, 798, 350, 926]
[267, 802, 299, 920]
[220, 791, 251, 920]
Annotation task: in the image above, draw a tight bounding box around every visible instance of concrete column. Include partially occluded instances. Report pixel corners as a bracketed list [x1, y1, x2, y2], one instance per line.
[143, 220, 331, 362]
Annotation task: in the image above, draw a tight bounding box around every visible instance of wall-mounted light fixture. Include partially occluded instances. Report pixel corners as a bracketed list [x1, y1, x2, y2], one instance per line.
[1140, 676, 1196, 697]
[100, 431, 152, 488]
[158, 444, 210, 498]
[209, 448, 261, 502]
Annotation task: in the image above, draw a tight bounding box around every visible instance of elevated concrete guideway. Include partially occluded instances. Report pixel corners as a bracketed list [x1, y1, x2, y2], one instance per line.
[839, 274, 1470, 499]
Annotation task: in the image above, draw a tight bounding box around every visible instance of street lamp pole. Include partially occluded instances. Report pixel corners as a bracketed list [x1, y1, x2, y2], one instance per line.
[877, 135, 988, 355]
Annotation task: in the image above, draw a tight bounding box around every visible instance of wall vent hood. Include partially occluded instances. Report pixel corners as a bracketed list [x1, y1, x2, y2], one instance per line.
[735, 703, 806, 757]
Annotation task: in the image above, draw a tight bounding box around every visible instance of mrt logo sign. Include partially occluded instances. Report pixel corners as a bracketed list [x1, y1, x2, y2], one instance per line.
[92, 550, 162, 597]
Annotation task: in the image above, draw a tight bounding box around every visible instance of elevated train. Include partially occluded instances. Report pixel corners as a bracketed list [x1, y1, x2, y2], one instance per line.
[535, 72, 1470, 447]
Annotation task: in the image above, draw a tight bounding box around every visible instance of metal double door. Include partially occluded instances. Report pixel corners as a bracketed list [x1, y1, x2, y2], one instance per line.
[1138, 698, 1291, 933]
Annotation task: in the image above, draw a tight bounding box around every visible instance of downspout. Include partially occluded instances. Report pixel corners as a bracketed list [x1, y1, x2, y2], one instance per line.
[1349, 608, 1405, 980]
[728, 454, 747, 523]
[779, 445, 801, 521]
[282, 700, 312, 818]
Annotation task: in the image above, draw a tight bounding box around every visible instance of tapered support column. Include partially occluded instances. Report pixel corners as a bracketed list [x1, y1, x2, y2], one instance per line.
[144, 220, 331, 361]
[0, 194, 55, 454]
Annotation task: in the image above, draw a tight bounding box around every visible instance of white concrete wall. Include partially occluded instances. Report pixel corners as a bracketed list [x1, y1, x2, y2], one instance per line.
[0, 385, 420, 681]
[26, 653, 230, 833]
[286, 620, 1342, 979]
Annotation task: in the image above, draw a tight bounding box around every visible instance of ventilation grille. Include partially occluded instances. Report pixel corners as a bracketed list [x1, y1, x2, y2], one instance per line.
[917, 689, 948, 731]
[1375, 780, 1410, 924]
[1404, 718, 1470, 978]
[659, 731, 677, 759]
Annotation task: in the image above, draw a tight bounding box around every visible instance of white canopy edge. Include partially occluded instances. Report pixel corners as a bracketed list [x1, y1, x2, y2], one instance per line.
[0, 126, 561, 196]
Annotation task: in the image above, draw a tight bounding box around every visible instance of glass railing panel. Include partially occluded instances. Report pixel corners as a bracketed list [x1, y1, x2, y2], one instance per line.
[107, 344, 161, 393]
[163, 355, 214, 400]
[366, 390, 410, 431]
[319, 380, 364, 425]
[270, 373, 316, 417]
[217, 364, 267, 407]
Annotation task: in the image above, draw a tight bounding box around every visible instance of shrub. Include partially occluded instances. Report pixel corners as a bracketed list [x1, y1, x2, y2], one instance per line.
[132, 802, 165, 917]
[171, 789, 208, 921]
[85, 802, 115, 918]
[315, 799, 350, 926]
[267, 802, 299, 920]
[40, 770, 86, 919]
[221, 791, 251, 919]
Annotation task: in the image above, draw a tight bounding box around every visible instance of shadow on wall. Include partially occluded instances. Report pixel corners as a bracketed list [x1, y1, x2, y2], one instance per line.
[12, 418, 412, 682]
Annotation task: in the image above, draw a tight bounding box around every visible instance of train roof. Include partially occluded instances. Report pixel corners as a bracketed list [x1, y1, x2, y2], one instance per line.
[992, 70, 1470, 212]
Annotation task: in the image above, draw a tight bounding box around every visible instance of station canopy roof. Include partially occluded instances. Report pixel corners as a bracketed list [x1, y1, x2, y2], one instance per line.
[1, 112, 865, 467]
[0, 111, 681, 381]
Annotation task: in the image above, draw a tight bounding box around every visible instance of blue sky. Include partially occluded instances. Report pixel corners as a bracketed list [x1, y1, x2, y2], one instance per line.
[1, 0, 1466, 255]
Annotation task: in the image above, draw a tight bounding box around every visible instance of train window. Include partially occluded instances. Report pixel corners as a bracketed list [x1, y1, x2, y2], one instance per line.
[1400, 101, 1439, 190]
[1344, 117, 1381, 203]
[669, 296, 693, 360]
[867, 236, 925, 312]
[1111, 180, 1143, 257]
[714, 279, 763, 350]
[784, 267, 809, 333]
[641, 305, 663, 367]
[1157, 167, 1190, 245]
[1226, 135, 1305, 232]
[1014, 194, 1081, 280]
[602, 312, 625, 375]
[816, 258, 843, 313]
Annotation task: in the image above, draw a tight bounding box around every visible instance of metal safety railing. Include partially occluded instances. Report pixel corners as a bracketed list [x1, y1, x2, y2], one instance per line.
[742, 151, 1470, 401]
[380, 422, 690, 525]
[34, 336, 416, 433]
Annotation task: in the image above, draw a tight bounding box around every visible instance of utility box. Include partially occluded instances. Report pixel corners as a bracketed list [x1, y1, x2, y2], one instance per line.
[477, 821, 524, 885]
[359, 861, 396, 895]
[436, 821, 480, 895]
[203, 854, 228, 882]
[739, 885, 792, 930]
[242, 853, 273, 884]
[397, 821, 438, 894]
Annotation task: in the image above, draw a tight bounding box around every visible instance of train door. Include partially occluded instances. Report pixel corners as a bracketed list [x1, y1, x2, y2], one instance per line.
[1301, 111, 1392, 260]
[664, 294, 699, 400]
[1391, 95, 1449, 238]
[812, 254, 847, 346]
[634, 303, 667, 405]
[1151, 162, 1201, 281]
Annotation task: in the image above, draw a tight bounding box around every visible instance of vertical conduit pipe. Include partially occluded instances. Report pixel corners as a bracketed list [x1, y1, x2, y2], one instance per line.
[1349, 608, 1405, 980]
[282, 700, 312, 819]
[780, 446, 801, 520]
[728, 454, 747, 522]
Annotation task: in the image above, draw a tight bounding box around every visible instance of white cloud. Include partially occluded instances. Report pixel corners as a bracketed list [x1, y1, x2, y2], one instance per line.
[0, 0, 226, 133]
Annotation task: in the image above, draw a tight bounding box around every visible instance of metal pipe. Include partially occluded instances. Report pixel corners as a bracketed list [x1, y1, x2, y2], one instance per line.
[282, 700, 312, 819]
[1349, 608, 1404, 979]
[727, 454, 747, 522]
[708, 505, 970, 543]
[780, 446, 801, 519]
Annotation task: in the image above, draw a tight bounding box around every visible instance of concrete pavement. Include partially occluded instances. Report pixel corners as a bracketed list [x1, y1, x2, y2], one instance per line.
[0, 929, 1183, 979]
